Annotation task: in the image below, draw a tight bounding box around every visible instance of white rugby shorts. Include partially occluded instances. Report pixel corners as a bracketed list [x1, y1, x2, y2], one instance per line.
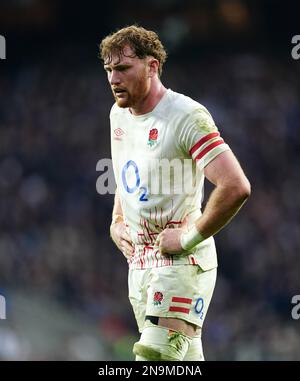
[128, 264, 217, 332]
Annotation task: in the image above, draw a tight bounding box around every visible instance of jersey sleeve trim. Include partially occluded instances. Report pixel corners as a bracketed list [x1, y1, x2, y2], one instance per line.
[190, 131, 227, 163]
[194, 139, 224, 161]
[200, 143, 230, 168]
[189, 131, 220, 156]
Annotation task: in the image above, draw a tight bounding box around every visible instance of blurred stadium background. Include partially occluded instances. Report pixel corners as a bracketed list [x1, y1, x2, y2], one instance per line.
[0, 0, 300, 360]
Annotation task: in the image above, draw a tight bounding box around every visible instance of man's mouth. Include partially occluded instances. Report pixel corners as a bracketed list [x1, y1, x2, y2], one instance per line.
[114, 88, 127, 96]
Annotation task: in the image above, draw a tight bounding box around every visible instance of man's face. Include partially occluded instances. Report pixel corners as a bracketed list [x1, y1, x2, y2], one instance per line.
[104, 46, 150, 109]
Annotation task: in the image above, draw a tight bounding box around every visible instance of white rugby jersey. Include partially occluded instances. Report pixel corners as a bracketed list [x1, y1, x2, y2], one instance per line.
[110, 89, 230, 270]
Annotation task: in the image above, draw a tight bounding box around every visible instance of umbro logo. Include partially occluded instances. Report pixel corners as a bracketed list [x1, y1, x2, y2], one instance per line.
[114, 128, 125, 140]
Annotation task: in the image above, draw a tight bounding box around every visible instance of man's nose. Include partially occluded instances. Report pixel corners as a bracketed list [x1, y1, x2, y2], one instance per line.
[110, 70, 121, 85]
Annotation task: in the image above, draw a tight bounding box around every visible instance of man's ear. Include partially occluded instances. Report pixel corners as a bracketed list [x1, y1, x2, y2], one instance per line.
[148, 58, 159, 77]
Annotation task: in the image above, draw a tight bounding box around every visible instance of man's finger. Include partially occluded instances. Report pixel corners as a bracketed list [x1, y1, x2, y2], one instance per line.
[121, 239, 135, 254]
[155, 233, 161, 246]
[122, 230, 133, 245]
[159, 240, 166, 255]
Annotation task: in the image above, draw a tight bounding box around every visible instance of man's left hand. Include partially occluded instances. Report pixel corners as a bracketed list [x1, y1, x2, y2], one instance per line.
[156, 228, 186, 256]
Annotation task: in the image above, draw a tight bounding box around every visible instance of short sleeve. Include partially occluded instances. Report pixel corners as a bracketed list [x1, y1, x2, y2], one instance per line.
[177, 107, 230, 168]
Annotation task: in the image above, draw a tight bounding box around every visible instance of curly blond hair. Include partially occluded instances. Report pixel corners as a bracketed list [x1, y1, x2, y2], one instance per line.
[99, 25, 167, 77]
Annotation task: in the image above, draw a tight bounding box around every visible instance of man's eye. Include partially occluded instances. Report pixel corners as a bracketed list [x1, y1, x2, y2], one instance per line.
[118, 66, 129, 72]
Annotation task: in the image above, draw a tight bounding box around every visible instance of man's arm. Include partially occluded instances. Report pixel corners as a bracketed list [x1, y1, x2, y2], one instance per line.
[195, 149, 251, 238]
[159, 150, 251, 254]
[111, 187, 124, 221]
[110, 188, 135, 259]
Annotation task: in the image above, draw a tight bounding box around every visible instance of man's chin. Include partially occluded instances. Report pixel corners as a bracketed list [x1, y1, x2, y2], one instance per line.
[115, 98, 130, 108]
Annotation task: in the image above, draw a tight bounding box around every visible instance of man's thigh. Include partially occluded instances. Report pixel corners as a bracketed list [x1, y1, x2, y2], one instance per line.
[128, 268, 150, 332]
[146, 265, 217, 329]
[128, 265, 217, 331]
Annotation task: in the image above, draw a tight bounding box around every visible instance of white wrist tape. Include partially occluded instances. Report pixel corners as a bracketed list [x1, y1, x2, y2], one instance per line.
[180, 225, 205, 251]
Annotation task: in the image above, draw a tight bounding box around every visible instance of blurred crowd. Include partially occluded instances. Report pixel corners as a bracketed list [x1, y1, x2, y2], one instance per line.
[0, 46, 300, 360]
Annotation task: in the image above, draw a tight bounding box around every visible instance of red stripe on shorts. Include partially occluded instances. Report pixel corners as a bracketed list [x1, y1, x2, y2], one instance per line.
[171, 297, 192, 304]
[169, 306, 190, 314]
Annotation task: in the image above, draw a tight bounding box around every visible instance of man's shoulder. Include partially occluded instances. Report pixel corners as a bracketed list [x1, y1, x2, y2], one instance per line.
[169, 90, 208, 115]
[167, 90, 210, 121]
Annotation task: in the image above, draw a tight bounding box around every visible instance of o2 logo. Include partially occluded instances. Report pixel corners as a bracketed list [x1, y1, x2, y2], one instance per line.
[122, 160, 148, 201]
[195, 297, 204, 320]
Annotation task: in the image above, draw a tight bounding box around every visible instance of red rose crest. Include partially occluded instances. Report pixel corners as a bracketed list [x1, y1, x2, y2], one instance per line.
[153, 291, 164, 306]
[148, 128, 158, 147]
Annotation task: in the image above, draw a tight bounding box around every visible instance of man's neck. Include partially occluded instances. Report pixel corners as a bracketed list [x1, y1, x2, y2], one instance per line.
[130, 81, 167, 116]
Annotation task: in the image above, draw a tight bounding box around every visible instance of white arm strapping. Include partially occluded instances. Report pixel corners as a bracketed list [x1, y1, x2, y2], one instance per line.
[180, 225, 205, 251]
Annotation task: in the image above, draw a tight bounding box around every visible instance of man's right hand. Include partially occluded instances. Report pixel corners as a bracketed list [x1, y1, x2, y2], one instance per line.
[110, 222, 135, 259]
